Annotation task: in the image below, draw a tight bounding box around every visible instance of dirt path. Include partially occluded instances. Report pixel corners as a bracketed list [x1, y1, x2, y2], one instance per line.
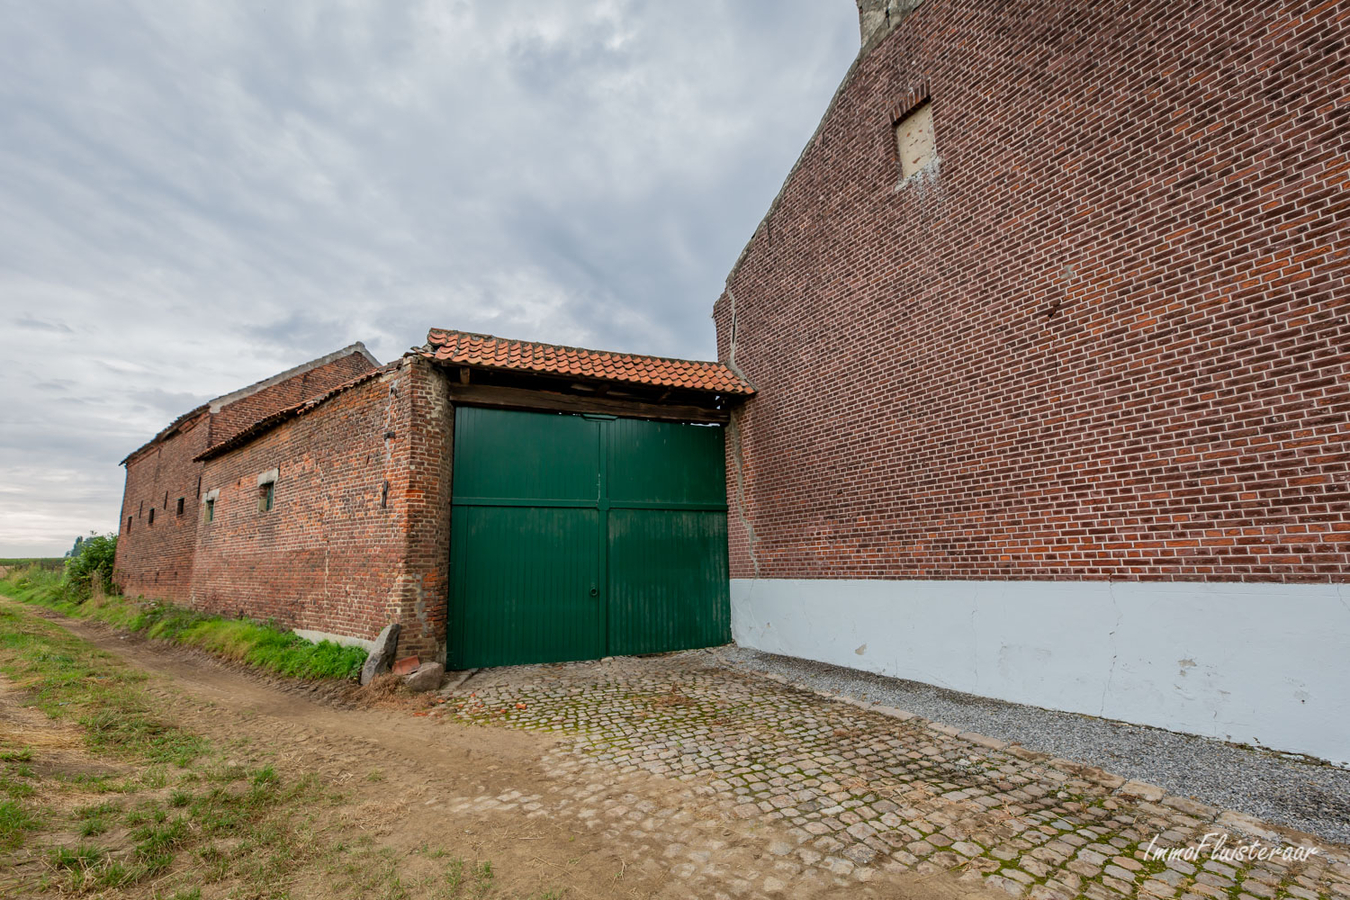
[30, 609, 991, 900]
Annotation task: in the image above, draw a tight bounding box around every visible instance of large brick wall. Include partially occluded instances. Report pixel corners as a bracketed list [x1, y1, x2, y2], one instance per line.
[113, 347, 380, 605]
[716, 0, 1350, 583]
[113, 411, 209, 602]
[189, 357, 453, 658]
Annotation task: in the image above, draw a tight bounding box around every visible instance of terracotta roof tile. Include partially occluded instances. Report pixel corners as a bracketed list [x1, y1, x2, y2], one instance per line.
[421, 329, 754, 396]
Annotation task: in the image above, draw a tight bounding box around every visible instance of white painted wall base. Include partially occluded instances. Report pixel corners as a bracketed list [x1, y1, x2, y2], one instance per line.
[731, 579, 1350, 767]
[294, 628, 377, 652]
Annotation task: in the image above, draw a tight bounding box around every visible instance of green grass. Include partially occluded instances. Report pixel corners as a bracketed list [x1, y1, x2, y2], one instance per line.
[0, 596, 533, 899]
[0, 603, 207, 766]
[0, 797, 40, 848]
[0, 564, 366, 681]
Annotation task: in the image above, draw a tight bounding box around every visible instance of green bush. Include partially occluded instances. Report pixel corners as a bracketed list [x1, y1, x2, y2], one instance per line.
[64, 534, 117, 596]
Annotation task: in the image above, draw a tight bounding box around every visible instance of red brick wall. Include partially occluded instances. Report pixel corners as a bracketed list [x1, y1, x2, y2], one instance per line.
[113, 413, 208, 601]
[716, 0, 1350, 583]
[189, 358, 454, 658]
[209, 351, 376, 448]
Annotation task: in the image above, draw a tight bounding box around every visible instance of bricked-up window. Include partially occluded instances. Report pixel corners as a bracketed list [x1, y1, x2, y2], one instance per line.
[176, 497, 185, 516]
[204, 498, 215, 523]
[257, 468, 279, 513]
[894, 100, 936, 181]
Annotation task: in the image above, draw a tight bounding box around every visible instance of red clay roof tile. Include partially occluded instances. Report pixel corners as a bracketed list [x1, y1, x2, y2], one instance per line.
[421, 329, 754, 396]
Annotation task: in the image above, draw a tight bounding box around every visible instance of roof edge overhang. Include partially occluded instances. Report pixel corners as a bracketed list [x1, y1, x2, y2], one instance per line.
[119, 404, 209, 467]
[419, 328, 755, 401]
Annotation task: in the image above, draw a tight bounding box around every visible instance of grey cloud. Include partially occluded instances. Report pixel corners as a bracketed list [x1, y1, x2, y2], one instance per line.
[14, 315, 74, 332]
[0, 0, 857, 555]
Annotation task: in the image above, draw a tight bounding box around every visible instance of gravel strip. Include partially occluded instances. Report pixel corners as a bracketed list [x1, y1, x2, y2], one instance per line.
[715, 646, 1350, 847]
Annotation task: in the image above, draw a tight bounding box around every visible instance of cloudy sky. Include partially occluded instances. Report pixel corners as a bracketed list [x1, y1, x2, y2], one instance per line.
[0, 1, 858, 557]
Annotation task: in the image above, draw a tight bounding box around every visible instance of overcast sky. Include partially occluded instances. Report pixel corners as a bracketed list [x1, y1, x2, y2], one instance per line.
[0, 1, 858, 558]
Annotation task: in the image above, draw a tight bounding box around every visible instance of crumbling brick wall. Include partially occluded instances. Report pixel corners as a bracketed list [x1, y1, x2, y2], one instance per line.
[716, 0, 1350, 582]
[189, 357, 453, 659]
[112, 348, 380, 606]
[113, 411, 209, 602]
[208, 351, 376, 448]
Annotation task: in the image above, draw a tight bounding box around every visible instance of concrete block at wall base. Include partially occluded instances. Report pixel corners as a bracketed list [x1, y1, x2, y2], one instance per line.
[730, 579, 1350, 767]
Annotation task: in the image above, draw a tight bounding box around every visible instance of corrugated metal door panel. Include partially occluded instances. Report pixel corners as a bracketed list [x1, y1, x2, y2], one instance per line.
[448, 504, 602, 668]
[451, 406, 600, 503]
[605, 417, 727, 507]
[606, 508, 731, 656]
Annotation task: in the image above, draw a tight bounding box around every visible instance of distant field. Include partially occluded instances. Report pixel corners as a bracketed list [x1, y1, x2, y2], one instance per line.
[0, 559, 63, 571]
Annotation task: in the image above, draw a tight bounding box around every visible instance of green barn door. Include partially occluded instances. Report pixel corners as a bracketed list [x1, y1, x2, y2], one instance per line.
[448, 407, 730, 669]
[448, 408, 604, 668]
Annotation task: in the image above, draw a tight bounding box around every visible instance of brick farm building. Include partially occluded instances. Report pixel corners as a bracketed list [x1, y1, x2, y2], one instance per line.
[116, 0, 1349, 765]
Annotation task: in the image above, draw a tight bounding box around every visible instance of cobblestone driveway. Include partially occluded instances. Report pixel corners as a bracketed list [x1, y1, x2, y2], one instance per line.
[433, 651, 1350, 900]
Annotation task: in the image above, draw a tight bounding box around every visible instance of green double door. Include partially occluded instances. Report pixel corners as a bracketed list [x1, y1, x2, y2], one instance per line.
[448, 407, 731, 669]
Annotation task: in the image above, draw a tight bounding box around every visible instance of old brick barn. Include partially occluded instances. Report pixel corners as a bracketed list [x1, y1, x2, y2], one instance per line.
[116, 0, 1349, 766]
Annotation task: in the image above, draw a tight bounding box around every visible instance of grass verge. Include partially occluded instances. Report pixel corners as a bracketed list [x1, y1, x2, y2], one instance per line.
[0, 564, 366, 681]
[0, 596, 525, 899]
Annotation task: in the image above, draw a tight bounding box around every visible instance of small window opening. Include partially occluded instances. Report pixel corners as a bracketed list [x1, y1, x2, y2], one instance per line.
[205, 498, 215, 523]
[176, 497, 185, 516]
[381, 480, 389, 509]
[259, 481, 275, 513]
[127, 516, 133, 532]
[894, 100, 936, 181]
[148, 507, 155, 526]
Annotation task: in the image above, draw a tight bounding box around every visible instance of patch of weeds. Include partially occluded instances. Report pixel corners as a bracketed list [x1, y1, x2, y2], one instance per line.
[251, 764, 279, 789]
[169, 788, 191, 808]
[47, 843, 137, 891]
[132, 816, 190, 874]
[48, 842, 107, 870]
[125, 799, 168, 827]
[0, 747, 33, 762]
[0, 797, 40, 848]
[0, 770, 36, 799]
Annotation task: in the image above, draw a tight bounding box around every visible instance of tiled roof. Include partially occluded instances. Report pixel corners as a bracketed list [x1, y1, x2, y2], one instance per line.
[422, 329, 754, 396]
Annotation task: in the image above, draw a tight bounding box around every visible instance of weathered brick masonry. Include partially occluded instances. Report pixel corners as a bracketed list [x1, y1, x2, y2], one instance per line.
[113, 347, 379, 604]
[716, 0, 1350, 583]
[115, 409, 210, 603]
[189, 357, 452, 659]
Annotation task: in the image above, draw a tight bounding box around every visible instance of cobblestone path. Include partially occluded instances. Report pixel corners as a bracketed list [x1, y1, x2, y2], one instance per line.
[432, 652, 1350, 900]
